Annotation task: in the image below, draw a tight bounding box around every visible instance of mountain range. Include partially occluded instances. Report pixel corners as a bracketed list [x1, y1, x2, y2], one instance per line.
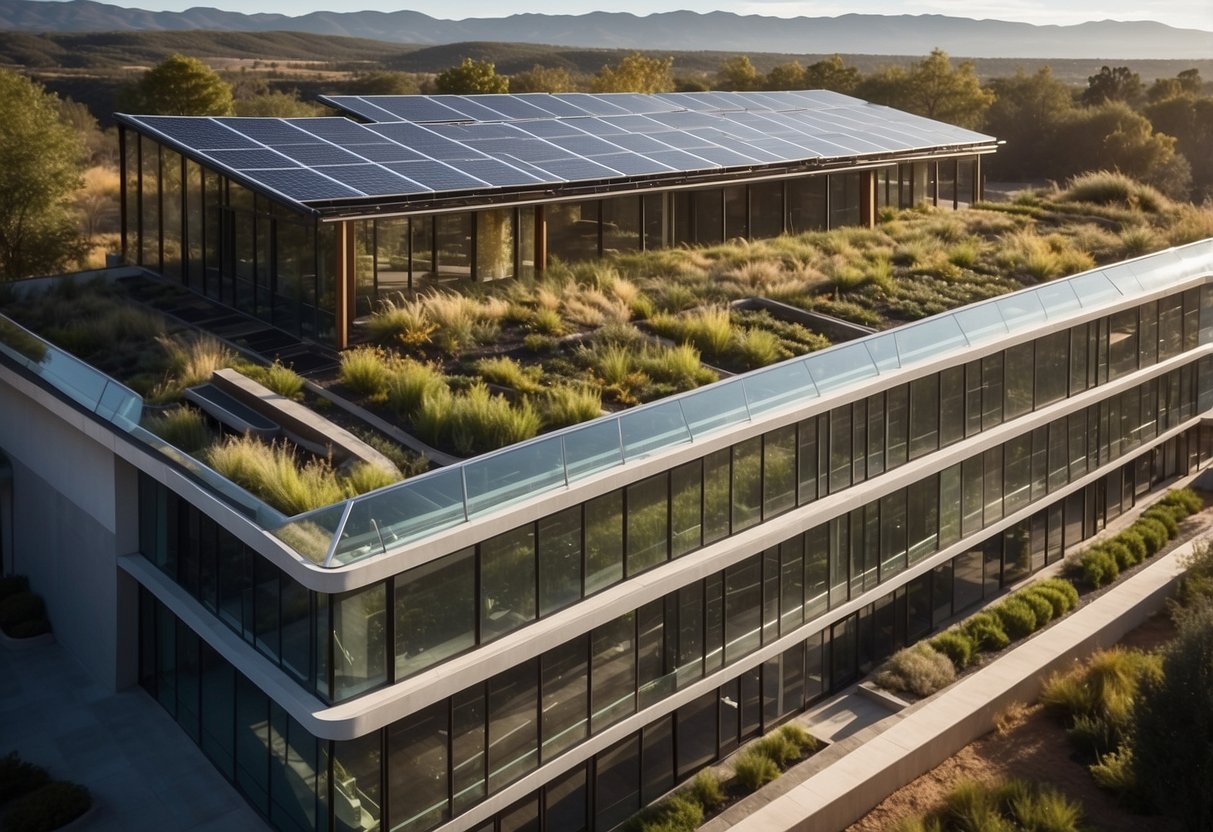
[0, 0, 1209, 60]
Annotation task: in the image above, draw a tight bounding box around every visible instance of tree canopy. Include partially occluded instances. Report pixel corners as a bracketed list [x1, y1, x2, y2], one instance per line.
[509, 64, 576, 93]
[125, 54, 233, 116]
[856, 49, 993, 130]
[433, 58, 508, 95]
[1082, 65, 1144, 107]
[0, 70, 86, 280]
[592, 52, 674, 93]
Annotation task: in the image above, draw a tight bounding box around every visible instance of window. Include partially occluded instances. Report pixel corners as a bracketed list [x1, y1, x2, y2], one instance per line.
[732, 438, 762, 531]
[585, 493, 623, 594]
[724, 558, 762, 663]
[388, 702, 449, 832]
[1035, 331, 1069, 408]
[591, 613, 635, 731]
[909, 374, 940, 459]
[488, 661, 539, 790]
[538, 509, 581, 616]
[671, 461, 702, 557]
[396, 548, 475, 679]
[481, 527, 536, 642]
[1003, 342, 1034, 420]
[763, 426, 797, 518]
[333, 584, 386, 700]
[627, 475, 669, 575]
[541, 637, 588, 760]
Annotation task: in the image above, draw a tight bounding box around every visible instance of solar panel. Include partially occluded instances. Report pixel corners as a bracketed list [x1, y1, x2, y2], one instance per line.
[315, 164, 430, 196]
[245, 167, 362, 201]
[384, 161, 488, 191]
[124, 90, 996, 209]
[202, 148, 297, 169]
[274, 144, 367, 166]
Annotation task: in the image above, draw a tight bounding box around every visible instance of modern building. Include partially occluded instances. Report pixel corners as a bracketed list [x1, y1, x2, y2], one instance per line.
[3, 90, 1213, 832]
[115, 90, 996, 347]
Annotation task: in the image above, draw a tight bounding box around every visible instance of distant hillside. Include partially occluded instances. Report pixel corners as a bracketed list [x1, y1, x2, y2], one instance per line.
[0, 0, 1209, 60]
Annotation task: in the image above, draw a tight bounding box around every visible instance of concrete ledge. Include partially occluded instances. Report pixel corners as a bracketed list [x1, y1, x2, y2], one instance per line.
[715, 541, 1192, 832]
[856, 681, 909, 713]
[212, 368, 399, 473]
[0, 628, 54, 649]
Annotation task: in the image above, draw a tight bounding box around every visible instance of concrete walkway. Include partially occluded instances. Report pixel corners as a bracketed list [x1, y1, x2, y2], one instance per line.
[0, 637, 266, 832]
[705, 536, 1193, 832]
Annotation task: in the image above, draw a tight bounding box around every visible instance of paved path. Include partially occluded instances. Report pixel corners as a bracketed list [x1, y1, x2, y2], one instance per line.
[0, 637, 266, 832]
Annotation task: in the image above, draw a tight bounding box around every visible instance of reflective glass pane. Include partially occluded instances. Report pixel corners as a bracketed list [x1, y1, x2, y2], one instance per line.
[894, 317, 966, 364]
[805, 342, 878, 393]
[683, 379, 750, 437]
[742, 361, 816, 414]
[620, 401, 691, 460]
[465, 436, 565, 518]
[563, 420, 623, 482]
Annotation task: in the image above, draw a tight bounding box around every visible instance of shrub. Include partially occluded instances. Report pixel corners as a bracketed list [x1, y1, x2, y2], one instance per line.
[753, 732, 799, 768]
[384, 359, 447, 419]
[1132, 604, 1213, 829]
[1079, 547, 1119, 588]
[340, 463, 401, 496]
[1174, 539, 1213, 614]
[688, 769, 724, 810]
[1007, 783, 1085, 832]
[204, 436, 347, 515]
[963, 611, 1010, 652]
[1067, 713, 1121, 757]
[1133, 518, 1169, 554]
[538, 385, 602, 429]
[530, 307, 565, 336]
[993, 598, 1038, 639]
[1117, 530, 1148, 565]
[1062, 170, 1168, 213]
[1015, 589, 1054, 627]
[777, 723, 820, 754]
[899, 778, 1085, 832]
[1162, 487, 1202, 516]
[1090, 744, 1136, 795]
[0, 592, 46, 630]
[367, 296, 434, 347]
[3, 780, 91, 832]
[941, 780, 1009, 831]
[1029, 586, 1071, 619]
[244, 360, 305, 399]
[733, 327, 782, 369]
[0, 753, 50, 803]
[732, 749, 779, 791]
[339, 347, 391, 397]
[0, 575, 28, 602]
[144, 406, 211, 455]
[1143, 507, 1179, 538]
[1104, 540, 1136, 571]
[415, 384, 541, 456]
[873, 643, 956, 697]
[929, 630, 975, 669]
[641, 794, 703, 832]
[475, 356, 542, 393]
[1035, 578, 1079, 611]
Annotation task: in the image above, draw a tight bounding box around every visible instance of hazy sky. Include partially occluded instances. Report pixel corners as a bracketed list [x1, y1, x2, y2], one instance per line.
[51, 0, 1213, 31]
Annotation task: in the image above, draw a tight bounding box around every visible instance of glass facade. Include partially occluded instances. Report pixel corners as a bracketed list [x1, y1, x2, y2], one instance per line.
[139, 420, 1213, 832]
[122, 123, 981, 346]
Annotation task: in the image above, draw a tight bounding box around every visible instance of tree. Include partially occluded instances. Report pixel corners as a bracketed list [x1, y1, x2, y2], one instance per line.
[591, 52, 674, 93]
[1145, 93, 1213, 199]
[1051, 102, 1189, 197]
[234, 90, 321, 118]
[125, 54, 233, 116]
[344, 71, 421, 96]
[802, 55, 860, 94]
[1082, 65, 1144, 107]
[1132, 604, 1213, 831]
[433, 58, 508, 95]
[510, 65, 576, 93]
[0, 70, 87, 280]
[983, 67, 1076, 178]
[763, 61, 807, 91]
[855, 49, 992, 129]
[716, 56, 759, 91]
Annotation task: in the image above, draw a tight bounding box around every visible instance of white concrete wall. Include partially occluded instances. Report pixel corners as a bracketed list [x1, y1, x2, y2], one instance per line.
[0, 374, 137, 690]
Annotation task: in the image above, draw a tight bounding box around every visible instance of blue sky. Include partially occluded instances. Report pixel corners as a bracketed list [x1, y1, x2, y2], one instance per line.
[48, 0, 1213, 30]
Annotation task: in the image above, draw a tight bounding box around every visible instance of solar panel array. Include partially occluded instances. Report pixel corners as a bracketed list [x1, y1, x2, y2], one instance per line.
[120, 91, 995, 211]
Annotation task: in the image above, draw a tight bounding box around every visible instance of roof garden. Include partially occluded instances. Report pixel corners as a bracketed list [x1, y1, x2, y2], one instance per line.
[1, 173, 1211, 567]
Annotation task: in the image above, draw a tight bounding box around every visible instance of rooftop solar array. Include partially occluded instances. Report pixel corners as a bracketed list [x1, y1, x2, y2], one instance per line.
[119, 91, 995, 212]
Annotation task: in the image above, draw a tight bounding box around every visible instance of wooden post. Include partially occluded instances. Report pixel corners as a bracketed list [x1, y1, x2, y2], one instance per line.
[535, 205, 547, 273]
[861, 168, 876, 227]
[334, 221, 355, 350]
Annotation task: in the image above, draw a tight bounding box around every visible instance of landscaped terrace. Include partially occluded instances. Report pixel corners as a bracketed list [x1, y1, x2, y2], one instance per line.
[2, 172, 1212, 566]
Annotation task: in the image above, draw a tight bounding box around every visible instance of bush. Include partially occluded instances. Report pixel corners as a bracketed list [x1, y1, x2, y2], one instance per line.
[777, 723, 820, 754]
[0, 574, 29, 602]
[144, 406, 211, 455]
[873, 643, 956, 697]
[1036, 578, 1079, 611]
[1133, 518, 1168, 554]
[1079, 547, 1119, 588]
[0, 592, 45, 630]
[963, 611, 1010, 652]
[1090, 744, 1136, 795]
[753, 732, 799, 768]
[0, 753, 50, 803]
[1104, 540, 1136, 571]
[688, 769, 724, 810]
[383, 359, 447, 418]
[1174, 539, 1213, 614]
[414, 384, 541, 456]
[1015, 589, 1054, 627]
[634, 793, 703, 832]
[900, 778, 1085, 832]
[1029, 586, 1072, 619]
[339, 347, 391, 396]
[1132, 604, 1213, 830]
[993, 598, 1038, 639]
[1117, 530, 1148, 565]
[243, 360, 305, 399]
[1143, 507, 1180, 538]
[367, 296, 434, 347]
[929, 630, 975, 669]
[1161, 487, 1202, 516]
[475, 356, 542, 393]
[732, 749, 779, 791]
[537, 385, 602, 429]
[3, 781, 91, 832]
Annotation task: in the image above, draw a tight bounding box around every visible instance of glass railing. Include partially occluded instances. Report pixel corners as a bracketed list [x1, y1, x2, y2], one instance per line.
[268, 239, 1213, 568]
[0, 312, 286, 530]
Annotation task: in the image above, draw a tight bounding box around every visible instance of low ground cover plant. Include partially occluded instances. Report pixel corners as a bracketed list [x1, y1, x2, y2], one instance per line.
[0, 581, 50, 640]
[894, 778, 1086, 832]
[0, 753, 91, 832]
